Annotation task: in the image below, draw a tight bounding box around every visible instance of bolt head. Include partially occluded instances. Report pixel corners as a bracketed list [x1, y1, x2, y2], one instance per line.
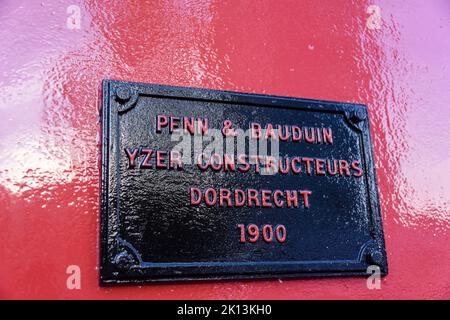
[367, 250, 383, 266]
[352, 109, 367, 123]
[114, 251, 134, 271]
[115, 87, 131, 103]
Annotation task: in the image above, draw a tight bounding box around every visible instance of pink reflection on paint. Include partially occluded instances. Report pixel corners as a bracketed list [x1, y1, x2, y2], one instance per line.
[374, 0, 450, 230]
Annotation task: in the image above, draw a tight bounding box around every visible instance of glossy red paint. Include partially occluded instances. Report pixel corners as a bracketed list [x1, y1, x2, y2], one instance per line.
[0, 0, 449, 299]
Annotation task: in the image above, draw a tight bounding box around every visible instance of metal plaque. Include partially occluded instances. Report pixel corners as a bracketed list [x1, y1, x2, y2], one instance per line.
[100, 80, 388, 285]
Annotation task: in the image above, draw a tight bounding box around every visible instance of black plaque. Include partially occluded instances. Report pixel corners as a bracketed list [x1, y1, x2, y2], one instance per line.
[100, 80, 387, 285]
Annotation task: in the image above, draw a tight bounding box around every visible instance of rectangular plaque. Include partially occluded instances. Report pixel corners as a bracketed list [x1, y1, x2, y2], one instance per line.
[100, 80, 387, 285]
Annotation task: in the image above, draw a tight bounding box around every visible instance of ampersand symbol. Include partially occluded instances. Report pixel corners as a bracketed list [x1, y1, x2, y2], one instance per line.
[222, 120, 237, 136]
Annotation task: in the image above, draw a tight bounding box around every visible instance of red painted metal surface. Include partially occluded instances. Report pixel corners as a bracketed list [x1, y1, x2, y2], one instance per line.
[0, 0, 449, 299]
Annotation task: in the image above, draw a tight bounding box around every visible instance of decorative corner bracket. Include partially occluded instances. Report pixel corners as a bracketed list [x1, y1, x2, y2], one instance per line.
[115, 86, 139, 113]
